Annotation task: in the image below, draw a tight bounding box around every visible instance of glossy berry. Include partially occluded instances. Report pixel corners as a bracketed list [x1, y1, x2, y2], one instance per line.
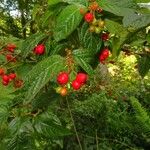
[0, 68, 5, 76]
[60, 87, 68, 96]
[2, 80, 9, 86]
[9, 73, 16, 80]
[76, 73, 88, 84]
[99, 55, 105, 62]
[13, 79, 23, 88]
[71, 80, 82, 90]
[2, 75, 10, 83]
[6, 54, 16, 62]
[6, 43, 16, 53]
[102, 48, 109, 58]
[84, 13, 94, 23]
[34, 44, 45, 55]
[101, 33, 109, 41]
[99, 48, 109, 63]
[57, 72, 69, 85]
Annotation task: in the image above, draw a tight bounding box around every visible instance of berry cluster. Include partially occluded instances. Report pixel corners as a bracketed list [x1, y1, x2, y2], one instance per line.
[80, 1, 112, 64]
[3, 43, 17, 62]
[6, 43, 16, 53]
[82, 1, 105, 34]
[0, 67, 23, 88]
[56, 72, 88, 96]
[34, 44, 45, 55]
[72, 73, 88, 90]
[0, 68, 16, 86]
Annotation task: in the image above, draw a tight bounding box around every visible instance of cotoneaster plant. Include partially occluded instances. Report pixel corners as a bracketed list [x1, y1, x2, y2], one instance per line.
[56, 71, 88, 95]
[0, 0, 150, 149]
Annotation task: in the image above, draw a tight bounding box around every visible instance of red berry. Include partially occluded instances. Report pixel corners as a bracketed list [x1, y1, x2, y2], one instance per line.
[101, 33, 109, 41]
[13, 79, 23, 88]
[76, 73, 88, 84]
[0, 68, 5, 76]
[6, 54, 16, 62]
[9, 73, 16, 80]
[57, 72, 69, 85]
[6, 43, 16, 53]
[99, 55, 105, 62]
[71, 80, 82, 90]
[2, 80, 9, 86]
[34, 44, 45, 55]
[102, 48, 109, 58]
[2, 75, 10, 83]
[99, 48, 109, 63]
[84, 13, 94, 23]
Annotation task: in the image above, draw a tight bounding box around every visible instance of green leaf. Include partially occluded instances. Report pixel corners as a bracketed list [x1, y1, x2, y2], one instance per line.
[73, 48, 95, 63]
[105, 19, 129, 56]
[73, 53, 94, 75]
[21, 32, 47, 57]
[50, 42, 68, 55]
[63, 0, 88, 5]
[138, 55, 150, 78]
[0, 84, 15, 103]
[9, 117, 33, 136]
[130, 96, 150, 134]
[80, 23, 102, 53]
[0, 55, 6, 63]
[23, 55, 66, 103]
[48, 0, 61, 5]
[15, 63, 35, 80]
[41, 10, 54, 28]
[7, 134, 35, 150]
[7, 117, 35, 150]
[34, 111, 71, 138]
[130, 39, 146, 46]
[98, 0, 137, 16]
[54, 4, 84, 42]
[136, 0, 150, 2]
[48, 0, 88, 6]
[0, 106, 9, 124]
[123, 13, 150, 29]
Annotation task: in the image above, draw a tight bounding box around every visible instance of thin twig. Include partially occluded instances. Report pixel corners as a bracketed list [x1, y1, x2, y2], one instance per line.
[66, 97, 83, 150]
[96, 130, 99, 150]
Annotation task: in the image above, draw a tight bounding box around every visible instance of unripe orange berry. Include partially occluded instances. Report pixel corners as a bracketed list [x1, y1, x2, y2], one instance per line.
[80, 8, 86, 15]
[60, 87, 68, 96]
[0, 68, 5, 76]
[89, 2, 99, 11]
